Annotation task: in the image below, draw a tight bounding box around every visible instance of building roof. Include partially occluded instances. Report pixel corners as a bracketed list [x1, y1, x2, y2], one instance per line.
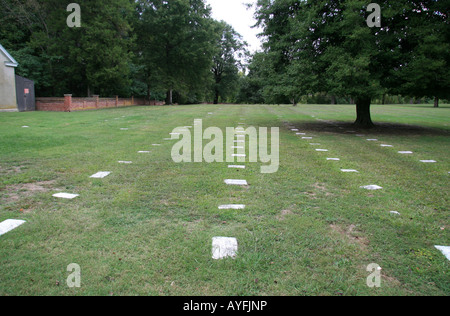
[0, 43, 19, 68]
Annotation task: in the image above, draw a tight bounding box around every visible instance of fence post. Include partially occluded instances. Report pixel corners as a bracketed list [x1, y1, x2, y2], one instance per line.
[115, 95, 119, 107]
[131, 95, 134, 105]
[64, 94, 72, 112]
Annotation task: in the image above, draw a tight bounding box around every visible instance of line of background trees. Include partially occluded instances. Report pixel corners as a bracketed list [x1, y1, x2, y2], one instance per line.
[1, 0, 449, 123]
[0, 0, 248, 105]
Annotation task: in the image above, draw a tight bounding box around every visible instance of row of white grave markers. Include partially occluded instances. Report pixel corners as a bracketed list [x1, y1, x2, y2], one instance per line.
[4, 122, 133, 236]
[357, 134, 438, 163]
[52, 122, 141, 201]
[213, 117, 249, 259]
[4, 120, 177, 236]
[52, 118, 167, 201]
[291, 126, 381, 188]
[289, 121, 448, 261]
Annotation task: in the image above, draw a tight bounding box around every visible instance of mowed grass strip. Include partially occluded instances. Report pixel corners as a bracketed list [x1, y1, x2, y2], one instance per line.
[0, 104, 448, 295]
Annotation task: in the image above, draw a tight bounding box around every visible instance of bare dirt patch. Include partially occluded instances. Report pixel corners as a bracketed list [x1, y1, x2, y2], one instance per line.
[330, 223, 369, 249]
[1, 180, 56, 204]
[0, 165, 24, 175]
[277, 209, 293, 221]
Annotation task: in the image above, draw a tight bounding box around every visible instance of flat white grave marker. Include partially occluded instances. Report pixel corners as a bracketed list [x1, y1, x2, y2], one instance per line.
[212, 237, 238, 260]
[90, 171, 111, 179]
[224, 179, 248, 186]
[341, 169, 359, 173]
[120, 128, 129, 131]
[118, 161, 132, 164]
[228, 165, 246, 169]
[291, 128, 299, 132]
[327, 158, 340, 161]
[367, 139, 378, 141]
[218, 205, 246, 210]
[316, 149, 328, 152]
[0, 219, 26, 236]
[302, 137, 312, 139]
[398, 151, 413, 154]
[52, 193, 79, 199]
[138, 151, 150, 153]
[380, 144, 393, 147]
[434, 246, 450, 261]
[296, 132, 306, 135]
[360, 185, 383, 190]
[420, 160, 436, 163]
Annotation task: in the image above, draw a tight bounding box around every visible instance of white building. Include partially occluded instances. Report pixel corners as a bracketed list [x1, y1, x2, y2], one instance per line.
[0, 43, 19, 110]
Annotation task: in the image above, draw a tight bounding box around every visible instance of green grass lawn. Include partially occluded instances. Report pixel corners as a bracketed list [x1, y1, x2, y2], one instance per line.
[0, 103, 448, 295]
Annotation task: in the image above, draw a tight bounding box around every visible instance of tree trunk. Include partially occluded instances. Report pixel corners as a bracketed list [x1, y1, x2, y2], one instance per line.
[434, 96, 439, 108]
[214, 88, 219, 105]
[166, 89, 173, 105]
[331, 95, 336, 105]
[354, 97, 375, 128]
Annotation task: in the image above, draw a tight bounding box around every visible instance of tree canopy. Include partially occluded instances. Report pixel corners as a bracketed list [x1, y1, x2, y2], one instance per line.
[1, 0, 448, 115]
[250, 0, 450, 127]
[0, 0, 246, 102]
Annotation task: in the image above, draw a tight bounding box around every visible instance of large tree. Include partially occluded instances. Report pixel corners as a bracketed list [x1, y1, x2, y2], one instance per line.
[136, 0, 215, 104]
[253, 0, 449, 128]
[210, 20, 248, 104]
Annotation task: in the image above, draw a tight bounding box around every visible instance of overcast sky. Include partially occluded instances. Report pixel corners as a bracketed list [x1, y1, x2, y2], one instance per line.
[205, 0, 263, 52]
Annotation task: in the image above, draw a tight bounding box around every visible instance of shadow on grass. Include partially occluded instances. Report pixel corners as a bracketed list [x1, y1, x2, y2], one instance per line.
[280, 120, 450, 136]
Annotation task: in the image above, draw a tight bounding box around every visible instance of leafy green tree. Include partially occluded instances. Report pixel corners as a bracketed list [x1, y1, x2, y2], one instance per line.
[253, 0, 449, 127]
[377, 0, 450, 108]
[136, 0, 215, 104]
[0, 0, 135, 97]
[236, 52, 267, 104]
[210, 20, 248, 104]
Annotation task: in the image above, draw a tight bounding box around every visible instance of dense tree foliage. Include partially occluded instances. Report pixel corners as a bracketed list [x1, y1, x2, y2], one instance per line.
[0, 0, 135, 97]
[1, 0, 448, 114]
[0, 0, 246, 102]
